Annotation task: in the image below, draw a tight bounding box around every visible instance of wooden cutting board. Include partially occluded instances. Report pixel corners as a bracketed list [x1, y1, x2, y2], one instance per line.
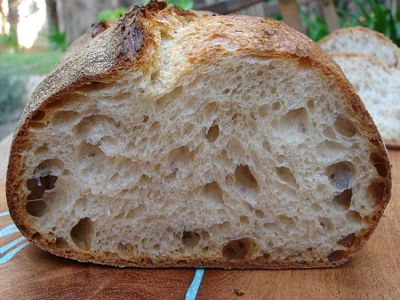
[0, 151, 399, 300]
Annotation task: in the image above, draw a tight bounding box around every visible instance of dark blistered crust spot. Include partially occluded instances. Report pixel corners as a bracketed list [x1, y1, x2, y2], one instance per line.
[91, 21, 111, 38]
[121, 10, 145, 60]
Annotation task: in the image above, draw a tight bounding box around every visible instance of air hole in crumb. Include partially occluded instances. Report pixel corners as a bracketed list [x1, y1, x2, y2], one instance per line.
[35, 144, 49, 154]
[325, 162, 354, 190]
[323, 127, 336, 139]
[149, 121, 160, 134]
[168, 146, 194, 167]
[155, 86, 182, 111]
[26, 200, 47, 217]
[52, 111, 80, 127]
[272, 102, 281, 111]
[258, 104, 268, 117]
[70, 217, 93, 250]
[346, 210, 362, 224]
[143, 115, 149, 123]
[227, 138, 246, 161]
[34, 159, 64, 176]
[333, 188, 352, 210]
[280, 108, 308, 133]
[151, 70, 160, 81]
[327, 250, 346, 262]
[223, 88, 231, 95]
[55, 237, 69, 249]
[203, 181, 224, 205]
[262, 141, 271, 151]
[32, 110, 45, 121]
[126, 204, 146, 219]
[307, 100, 315, 110]
[182, 231, 201, 248]
[337, 233, 356, 248]
[276, 166, 299, 189]
[203, 102, 218, 116]
[255, 210, 264, 218]
[117, 242, 134, 256]
[367, 180, 385, 206]
[26, 178, 45, 200]
[262, 253, 271, 259]
[32, 232, 42, 241]
[277, 215, 296, 229]
[222, 237, 257, 260]
[206, 124, 220, 143]
[234, 165, 258, 193]
[370, 153, 388, 177]
[78, 142, 105, 160]
[240, 215, 249, 225]
[40, 175, 58, 190]
[319, 217, 334, 232]
[334, 115, 357, 138]
[139, 175, 151, 185]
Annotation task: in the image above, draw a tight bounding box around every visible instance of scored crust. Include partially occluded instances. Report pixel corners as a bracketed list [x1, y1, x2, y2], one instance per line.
[6, 1, 391, 268]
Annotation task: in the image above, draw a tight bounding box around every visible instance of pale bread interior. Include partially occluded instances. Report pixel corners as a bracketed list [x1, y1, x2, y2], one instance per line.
[332, 54, 400, 144]
[320, 28, 400, 68]
[22, 57, 384, 264]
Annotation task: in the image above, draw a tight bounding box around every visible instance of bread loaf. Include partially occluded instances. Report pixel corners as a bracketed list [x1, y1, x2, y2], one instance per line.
[319, 26, 400, 68]
[6, 2, 391, 268]
[320, 27, 400, 148]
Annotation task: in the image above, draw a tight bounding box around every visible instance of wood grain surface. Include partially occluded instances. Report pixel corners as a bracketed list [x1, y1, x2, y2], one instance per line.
[0, 151, 399, 300]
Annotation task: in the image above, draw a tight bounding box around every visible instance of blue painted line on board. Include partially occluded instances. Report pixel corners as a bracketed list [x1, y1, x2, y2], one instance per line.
[185, 269, 205, 300]
[0, 242, 29, 264]
[0, 224, 18, 238]
[0, 236, 26, 254]
[0, 211, 10, 217]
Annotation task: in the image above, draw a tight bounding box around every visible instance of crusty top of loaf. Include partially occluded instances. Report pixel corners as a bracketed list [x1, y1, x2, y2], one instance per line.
[17, 1, 364, 136]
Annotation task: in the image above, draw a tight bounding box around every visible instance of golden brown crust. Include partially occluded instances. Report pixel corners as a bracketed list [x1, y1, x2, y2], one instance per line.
[319, 26, 400, 68]
[6, 1, 392, 268]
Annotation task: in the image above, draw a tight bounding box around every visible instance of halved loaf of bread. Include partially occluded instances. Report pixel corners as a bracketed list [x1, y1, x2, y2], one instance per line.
[330, 53, 400, 148]
[319, 26, 400, 68]
[6, 2, 391, 268]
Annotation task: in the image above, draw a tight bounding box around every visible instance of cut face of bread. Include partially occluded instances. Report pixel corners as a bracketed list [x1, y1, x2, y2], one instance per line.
[7, 3, 391, 268]
[319, 26, 400, 68]
[331, 53, 400, 147]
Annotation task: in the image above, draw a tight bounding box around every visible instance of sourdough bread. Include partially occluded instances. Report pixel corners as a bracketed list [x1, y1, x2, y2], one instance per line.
[6, 2, 391, 268]
[319, 26, 400, 68]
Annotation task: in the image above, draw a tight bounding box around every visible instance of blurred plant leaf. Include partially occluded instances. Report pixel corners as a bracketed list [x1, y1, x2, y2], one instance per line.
[97, 8, 129, 22]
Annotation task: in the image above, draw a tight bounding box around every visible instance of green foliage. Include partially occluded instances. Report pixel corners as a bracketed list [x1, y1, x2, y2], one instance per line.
[0, 66, 26, 124]
[350, 0, 400, 45]
[138, 0, 194, 10]
[97, 0, 194, 21]
[0, 51, 63, 76]
[299, 0, 400, 45]
[301, 8, 330, 42]
[168, 0, 194, 10]
[47, 26, 68, 51]
[97, 8, 129, 21]
[0, 27, 18, 51]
